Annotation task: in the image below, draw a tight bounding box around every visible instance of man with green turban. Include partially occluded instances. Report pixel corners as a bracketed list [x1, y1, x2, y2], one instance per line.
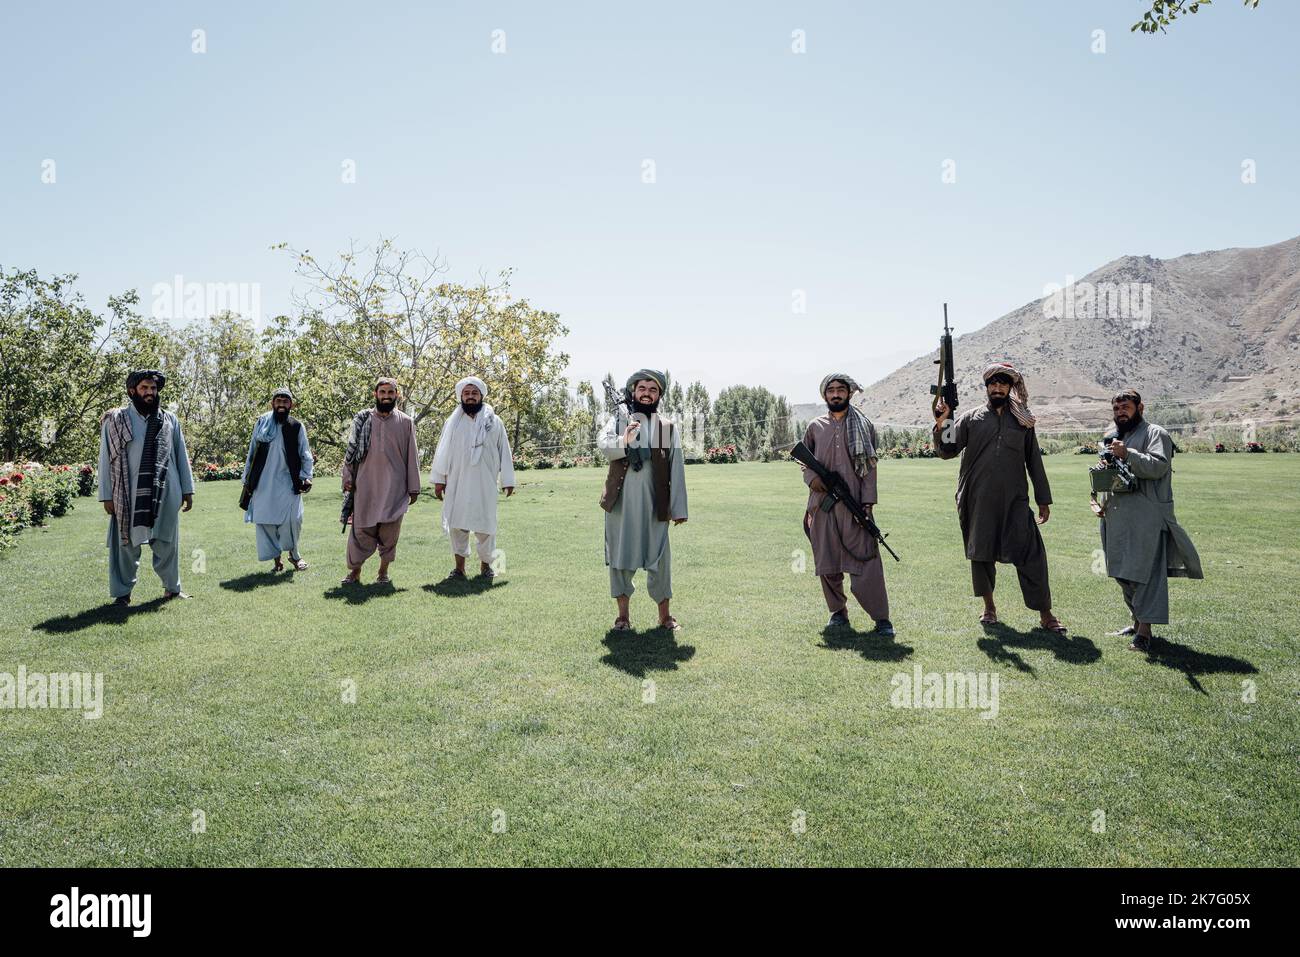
[598, 369, 688, 631]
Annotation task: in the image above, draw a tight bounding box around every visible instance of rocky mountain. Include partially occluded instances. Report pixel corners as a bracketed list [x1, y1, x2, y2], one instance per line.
[854, 235, 1300, 433]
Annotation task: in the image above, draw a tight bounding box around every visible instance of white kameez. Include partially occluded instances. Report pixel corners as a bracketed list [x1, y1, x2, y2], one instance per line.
[430, 411, 515, 535]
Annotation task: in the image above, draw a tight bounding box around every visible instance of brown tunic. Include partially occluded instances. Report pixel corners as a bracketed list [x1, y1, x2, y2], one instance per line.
[340, 409, 422, 528]
[801, 413, 880, 575]
[934, 404, 1051, 564]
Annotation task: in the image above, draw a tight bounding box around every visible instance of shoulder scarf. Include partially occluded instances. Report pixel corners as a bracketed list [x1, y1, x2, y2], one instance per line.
[104, 407, 173, 546]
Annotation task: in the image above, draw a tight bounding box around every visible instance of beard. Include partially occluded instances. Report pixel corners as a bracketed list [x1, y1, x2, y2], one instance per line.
[988, 393, 1008, 408]
[375, 398, 397, 413]
[826, 397, 849, 414]
[631, 398, 659, 416]
[460, 400, 483, 416]
[130, 392, 159, 415]
[1114, 411, 1142, 436]
[272, 407, 290, 423]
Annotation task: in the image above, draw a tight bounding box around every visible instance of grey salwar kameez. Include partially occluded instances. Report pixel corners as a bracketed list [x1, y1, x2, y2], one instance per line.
[1098, 420, 1202, 625]
[599, 414, 687, 601]
[97, 405, 194, 598]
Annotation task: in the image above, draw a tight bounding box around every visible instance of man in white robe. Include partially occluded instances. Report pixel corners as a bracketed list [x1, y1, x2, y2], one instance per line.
[430, 376, 515, 580]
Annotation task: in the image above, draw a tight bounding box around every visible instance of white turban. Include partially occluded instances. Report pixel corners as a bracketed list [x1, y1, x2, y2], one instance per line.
[456, 376, 488, 401]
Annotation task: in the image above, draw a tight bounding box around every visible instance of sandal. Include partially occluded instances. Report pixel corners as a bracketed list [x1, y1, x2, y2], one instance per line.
[979, 612, 999, 625]
[658, 616, 680, 631]
[291, 559, 309, 571]
[340, 574, 360, 586]
[273, 558, 284, 573]
[613, 617, 631, 631]
[1039, 617, 1068, 635]
[375, 574, 391, 584]
[1107, 625, 1137, 637]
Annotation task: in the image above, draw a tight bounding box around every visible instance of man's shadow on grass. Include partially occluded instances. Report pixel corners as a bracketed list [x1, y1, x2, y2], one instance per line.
[1135, 636, 1257, 694]
[218, 570, 297, 593]
[976, 622, 1101, 677]
[322, 581, 407, 605]
[819, 625, 913, 663]
[601, 627, 696, 678]
[34, 596, 170, 634]
[422, 576, 505, 597]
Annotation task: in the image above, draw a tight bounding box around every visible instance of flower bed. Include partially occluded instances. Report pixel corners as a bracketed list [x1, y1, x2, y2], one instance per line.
[0, 463, 83, 552]
[705, 445, 738, 464]
[199, 462, 245, 481]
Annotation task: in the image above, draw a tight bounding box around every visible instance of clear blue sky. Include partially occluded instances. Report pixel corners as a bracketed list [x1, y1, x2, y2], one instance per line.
[3, 1, 1297, 403]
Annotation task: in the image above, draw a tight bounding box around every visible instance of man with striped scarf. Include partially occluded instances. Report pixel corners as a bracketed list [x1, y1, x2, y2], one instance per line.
[97, 369, 194, 605]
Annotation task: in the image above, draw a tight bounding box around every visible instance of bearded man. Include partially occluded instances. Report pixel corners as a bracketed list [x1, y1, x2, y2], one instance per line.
[598, 368, 687, 631]
[1093, 388, 1202, 652]
[932, 362, 1066, 634]
[241, 387, 314, 572]
[430, 376, 515, 580]
[801, 374, 894, 636]
[97, 369, 194, 605]
[340, 377, 422, 586]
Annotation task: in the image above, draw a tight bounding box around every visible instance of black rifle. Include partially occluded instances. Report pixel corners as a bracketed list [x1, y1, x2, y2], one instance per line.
[930, 303, 958, 418]
[790, 440, 900, 562]
[603, 377, 646, 471]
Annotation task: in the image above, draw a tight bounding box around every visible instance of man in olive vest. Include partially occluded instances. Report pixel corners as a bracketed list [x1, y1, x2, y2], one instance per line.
[598, 369, 688, 631]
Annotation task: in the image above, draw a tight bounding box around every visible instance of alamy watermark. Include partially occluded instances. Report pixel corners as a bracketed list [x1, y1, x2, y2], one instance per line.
[890, 665, 999, 719]
[1, 665, 103, 719]
[1042, 275, 1152, 329]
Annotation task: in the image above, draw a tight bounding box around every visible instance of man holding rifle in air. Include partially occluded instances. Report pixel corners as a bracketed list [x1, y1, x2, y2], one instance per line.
[932, 361, 1067, 634]
[798, 374, 895, 637]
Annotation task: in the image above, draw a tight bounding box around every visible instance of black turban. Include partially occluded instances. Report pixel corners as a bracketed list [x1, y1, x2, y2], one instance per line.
[126, 369, 166, 392]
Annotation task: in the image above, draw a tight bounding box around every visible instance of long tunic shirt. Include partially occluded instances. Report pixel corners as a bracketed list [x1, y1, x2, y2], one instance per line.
[1098, 419, 1202, 583]
[242, 417, 315, 527]
[801, 413, 880, 575]
[98, 406, 194, 546]
[429, 412, 515, 535]
[934, 404, 1052, 564]
[598, 414, 688, 571]
[340, 409, 421, 528]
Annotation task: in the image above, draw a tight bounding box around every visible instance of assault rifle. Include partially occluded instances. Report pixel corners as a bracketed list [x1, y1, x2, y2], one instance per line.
[790, 440, 900, 562]
[930, 303, 958, 418]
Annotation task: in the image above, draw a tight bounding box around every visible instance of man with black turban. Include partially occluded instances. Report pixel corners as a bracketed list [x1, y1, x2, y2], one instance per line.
[598, 368, 688, 631]
[97, 369, 194, 604]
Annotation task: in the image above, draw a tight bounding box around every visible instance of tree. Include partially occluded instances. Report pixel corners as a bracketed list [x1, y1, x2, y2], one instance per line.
[711, 385, 796, 461]
[0, 268, 154, 464]
[277, 238, 570, 461]
[1132, 0, 1261, 35]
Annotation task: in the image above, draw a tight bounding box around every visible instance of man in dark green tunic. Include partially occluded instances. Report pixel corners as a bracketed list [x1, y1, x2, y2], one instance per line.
[932, 362, 1066, 634]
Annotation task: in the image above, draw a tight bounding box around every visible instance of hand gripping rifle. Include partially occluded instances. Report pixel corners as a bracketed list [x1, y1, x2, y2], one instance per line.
[930, 303, 958, 419]
[790, 440, 900, 562]
[603, 378, 645, 471]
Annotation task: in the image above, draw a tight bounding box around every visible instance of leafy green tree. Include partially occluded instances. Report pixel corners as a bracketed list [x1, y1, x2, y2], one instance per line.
[1132, 0, 1260, 35]
[0, 268, 154, 464]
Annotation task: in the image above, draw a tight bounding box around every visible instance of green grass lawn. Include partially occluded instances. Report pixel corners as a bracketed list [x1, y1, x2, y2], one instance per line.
[1, 454, 1297, 866]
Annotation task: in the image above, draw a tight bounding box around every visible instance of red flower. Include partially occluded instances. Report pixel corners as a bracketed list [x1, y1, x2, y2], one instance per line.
[10, 472, 23, 483]
[0, 478, 8, 486]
